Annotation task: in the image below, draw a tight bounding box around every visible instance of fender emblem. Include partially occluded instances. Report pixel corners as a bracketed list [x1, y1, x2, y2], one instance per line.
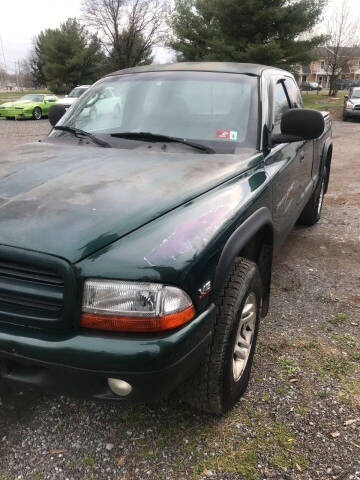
[197, 281, 212, 299]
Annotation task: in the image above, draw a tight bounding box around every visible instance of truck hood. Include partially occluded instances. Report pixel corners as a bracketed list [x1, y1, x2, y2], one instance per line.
[0, 142, 259, 263]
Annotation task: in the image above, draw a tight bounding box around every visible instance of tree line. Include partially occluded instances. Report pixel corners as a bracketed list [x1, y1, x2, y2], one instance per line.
[31, 0, 169, 93]
[23, 0, 353, 93]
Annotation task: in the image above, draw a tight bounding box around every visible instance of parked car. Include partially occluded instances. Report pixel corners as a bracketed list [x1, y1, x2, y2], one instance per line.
[0, 93, 58, 119]
[343, 86, 360, 121]
[300, 81, 322, 91]
[55, 85, 91, 109]
[334, 79, 360, 91]
[73, 86, 123, 128]
[0, 63, 332, 414]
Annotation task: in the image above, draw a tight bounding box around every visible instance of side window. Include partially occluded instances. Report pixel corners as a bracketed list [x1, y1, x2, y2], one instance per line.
[284, 78, 303, 108]
[273, 82, 291, 134]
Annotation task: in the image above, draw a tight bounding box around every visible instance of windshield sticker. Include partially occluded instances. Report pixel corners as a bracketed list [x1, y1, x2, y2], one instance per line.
[216, 130, 238, 140]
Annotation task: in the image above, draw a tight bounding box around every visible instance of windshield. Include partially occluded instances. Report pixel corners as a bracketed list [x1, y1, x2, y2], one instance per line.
[68, 87, 88, 98]
[51, 71, 259, 153]
[350, 88, 360, 98]
[20, 94, 44, 102]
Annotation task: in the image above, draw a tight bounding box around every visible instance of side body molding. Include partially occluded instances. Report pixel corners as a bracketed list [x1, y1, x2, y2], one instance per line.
[212, 207, 274, 315]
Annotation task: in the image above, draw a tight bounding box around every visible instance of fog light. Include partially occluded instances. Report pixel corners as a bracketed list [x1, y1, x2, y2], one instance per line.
[108, 378, 132, 397]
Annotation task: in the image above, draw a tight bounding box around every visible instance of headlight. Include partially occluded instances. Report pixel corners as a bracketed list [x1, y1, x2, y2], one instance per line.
[346, 102, 354, 109]
[81, 279, 195, 332]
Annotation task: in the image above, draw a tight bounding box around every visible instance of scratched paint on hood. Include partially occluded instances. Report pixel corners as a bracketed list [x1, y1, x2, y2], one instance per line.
[144, 205, 232, 266]
[0, 142, 261, 262]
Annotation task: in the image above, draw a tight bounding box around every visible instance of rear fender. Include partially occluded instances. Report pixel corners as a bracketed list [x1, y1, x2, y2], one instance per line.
[321, 139, 333, 194]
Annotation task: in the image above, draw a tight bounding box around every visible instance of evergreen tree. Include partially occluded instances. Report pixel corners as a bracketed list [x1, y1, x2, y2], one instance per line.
[31, 19, 106, 93]
[169, 0, 327, 72]
[30, 31, 48, 87]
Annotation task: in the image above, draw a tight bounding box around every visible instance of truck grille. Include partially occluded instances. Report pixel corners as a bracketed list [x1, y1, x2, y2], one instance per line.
[0, 246, 78, 330]
[354, 105, 360, 110]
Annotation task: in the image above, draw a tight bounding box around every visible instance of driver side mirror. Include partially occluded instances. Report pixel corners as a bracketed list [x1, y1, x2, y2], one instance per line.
[271, 108, 325, 146]
[49, 104, 67, 127]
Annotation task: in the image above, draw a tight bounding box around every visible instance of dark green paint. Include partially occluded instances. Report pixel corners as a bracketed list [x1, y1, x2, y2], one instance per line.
[0, 63, 332, 400]
[0, 142, 261, 263]
[0, 305, 215, 372]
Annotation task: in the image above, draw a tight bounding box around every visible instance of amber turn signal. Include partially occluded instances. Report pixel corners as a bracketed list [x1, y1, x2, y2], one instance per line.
[81, 305, 195, 332]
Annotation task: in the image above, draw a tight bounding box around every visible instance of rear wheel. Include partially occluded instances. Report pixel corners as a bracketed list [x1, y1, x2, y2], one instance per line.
[32, 107, 42, 120]
[181, 258, 262, 414]
[298, 167, 327, 226]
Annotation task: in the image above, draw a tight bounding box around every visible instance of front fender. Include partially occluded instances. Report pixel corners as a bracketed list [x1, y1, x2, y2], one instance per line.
[76, 164, 272, 313]
[212, 207, 273, 299]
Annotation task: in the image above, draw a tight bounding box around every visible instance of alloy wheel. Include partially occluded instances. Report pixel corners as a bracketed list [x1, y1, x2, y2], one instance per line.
[233, 292, 257, 382]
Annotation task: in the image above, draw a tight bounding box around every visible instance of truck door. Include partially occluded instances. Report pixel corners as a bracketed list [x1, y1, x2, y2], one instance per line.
[284, 77, 314, 209]
[266, 79, 304, 246]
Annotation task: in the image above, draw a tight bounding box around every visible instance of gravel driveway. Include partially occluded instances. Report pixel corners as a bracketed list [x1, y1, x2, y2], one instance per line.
[0, 118, 359, 480]
[0, 118, 51, 148]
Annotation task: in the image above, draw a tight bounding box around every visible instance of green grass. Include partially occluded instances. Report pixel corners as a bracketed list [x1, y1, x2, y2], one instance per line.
[319, 390, 328, 399]
[278, 356, 300, 375]
[328, 313, 347, 325]
[295, 406, 309, 417]
[32, 474, 43, 480]
[195, 418, 306, 479]
[83, 453, 96, 467]
[302, 90, 346, 112]
[320, 355, 354, 377]
[0, 89, 51, 103]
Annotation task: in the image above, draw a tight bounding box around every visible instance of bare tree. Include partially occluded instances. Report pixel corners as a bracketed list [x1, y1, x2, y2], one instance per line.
[81, 0, 168, 70]
[17, 59, 34, 89]
[324, 0, 360, 96]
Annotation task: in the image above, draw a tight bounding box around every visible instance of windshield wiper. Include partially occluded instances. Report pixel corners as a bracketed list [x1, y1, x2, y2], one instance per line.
[53, 125, 112, 148]
[110, 131, 215, 154]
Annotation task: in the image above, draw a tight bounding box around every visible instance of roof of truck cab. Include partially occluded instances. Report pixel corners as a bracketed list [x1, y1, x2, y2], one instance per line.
[107, 62, 290, 77]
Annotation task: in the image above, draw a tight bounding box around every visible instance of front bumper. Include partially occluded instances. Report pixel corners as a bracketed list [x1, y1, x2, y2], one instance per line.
[0, 305, 215, 401]
[344, 108, 360, 118]
[0, 109, 31, 118]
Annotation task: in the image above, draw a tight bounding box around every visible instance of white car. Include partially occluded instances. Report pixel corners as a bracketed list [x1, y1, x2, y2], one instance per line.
[56, 85, 91, 109]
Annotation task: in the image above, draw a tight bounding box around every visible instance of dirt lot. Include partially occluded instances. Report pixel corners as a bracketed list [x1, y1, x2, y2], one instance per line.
[0, 118, 359, 480]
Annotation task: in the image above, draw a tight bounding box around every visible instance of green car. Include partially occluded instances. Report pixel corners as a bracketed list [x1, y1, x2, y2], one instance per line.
[0, 93, 58, 120]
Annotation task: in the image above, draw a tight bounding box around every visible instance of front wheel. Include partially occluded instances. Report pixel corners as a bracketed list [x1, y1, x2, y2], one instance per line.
[32, 107, 42, 120]
[181, 258, 262, 414]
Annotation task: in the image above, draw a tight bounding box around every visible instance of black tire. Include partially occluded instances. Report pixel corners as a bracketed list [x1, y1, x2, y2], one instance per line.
[32, 107, 42, 120]
[181, 258, 262, 414]
[343, 112, 348, 121]
[298, 168, 327, 226]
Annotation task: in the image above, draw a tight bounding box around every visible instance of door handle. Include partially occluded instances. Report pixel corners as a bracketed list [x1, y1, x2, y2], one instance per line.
[300, 152, 305, 162]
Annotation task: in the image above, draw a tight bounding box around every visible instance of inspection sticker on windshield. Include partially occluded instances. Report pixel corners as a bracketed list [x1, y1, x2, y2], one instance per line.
[216, 130, 238, 140]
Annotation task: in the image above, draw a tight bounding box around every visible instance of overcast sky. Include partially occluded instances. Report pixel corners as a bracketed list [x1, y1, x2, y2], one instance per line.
[1, 0, 360, 73]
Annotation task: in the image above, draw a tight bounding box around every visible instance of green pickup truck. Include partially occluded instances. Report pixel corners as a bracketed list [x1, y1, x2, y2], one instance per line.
[0, 63, 332, 414]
